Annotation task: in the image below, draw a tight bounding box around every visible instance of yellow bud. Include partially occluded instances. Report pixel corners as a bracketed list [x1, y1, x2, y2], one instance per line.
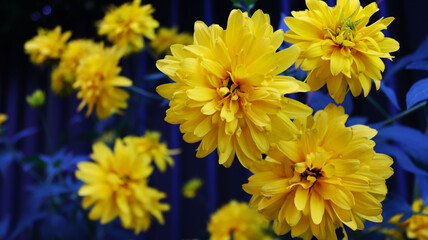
[26, 89, 45, 108]
[182, 178, 203, 198]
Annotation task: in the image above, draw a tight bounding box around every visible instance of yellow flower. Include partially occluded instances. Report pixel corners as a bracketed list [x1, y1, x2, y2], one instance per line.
[51, 67, 75, 96]
[383, 199, 428, 240]
[24, 26, 71, 65]
[182, 178, 203, 198]
[284, 0, 400, 103]
[207, 200, 272, 240]
[75, 139, 170, 234]
[406, 199, 428, 239]
[156, 9, 312, 168]
[243, 104, 394, 240]
[98, 0, 159, 54]
[124, 131, 179, 172]
[52, 40, 102, 96]
[73, 46, 132, 120]
[150, 27, 193, 56]
[0, 114, 7, 131]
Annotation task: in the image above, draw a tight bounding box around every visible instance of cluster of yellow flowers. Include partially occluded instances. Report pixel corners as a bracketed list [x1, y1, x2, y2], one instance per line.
[23, 0, 401, 238]
[24, 0, 192, 120]
[156, 0, 399, 239]
[76, 130, 176, 234]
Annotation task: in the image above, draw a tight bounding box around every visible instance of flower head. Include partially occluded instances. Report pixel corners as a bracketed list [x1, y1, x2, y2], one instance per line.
[52, 40, 101, 96]
[124, 131, 179, 172]
[207, 200, 272, 240]
[73, 46, 132, 119]
[284, 0, 400, 103]
[150, 27, 193, 56]
[157, 9, 312, 168]
[24, 26, 71, 64]
[98, 0, 159, 54]
[243, 104, 394, 240]
[75, 139, 170, 234]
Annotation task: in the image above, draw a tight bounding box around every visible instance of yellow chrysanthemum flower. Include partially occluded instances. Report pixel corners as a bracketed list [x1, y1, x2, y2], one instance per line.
[150, 27, 193, 56]
[98, 0, 159, 54]
[157, 9, 312, 168]
[24, 26, 71, 65]
[382, 199, 428, 240]
[0, 113, 7, 132]
[207, 200, 272, 240]
[76, 139, 170, 234]
[124, 131, 179, 172]
[284, 0, 400, 103]
[73, 46, 132, 120]
[52, 40, 101, 96]
[243, 104, 394, 240]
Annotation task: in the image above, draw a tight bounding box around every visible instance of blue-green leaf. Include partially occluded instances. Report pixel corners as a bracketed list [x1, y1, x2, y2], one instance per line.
[406, 78, 428, 109]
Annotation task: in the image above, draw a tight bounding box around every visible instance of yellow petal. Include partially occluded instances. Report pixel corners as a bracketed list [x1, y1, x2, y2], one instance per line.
[310, 191, 325, 225]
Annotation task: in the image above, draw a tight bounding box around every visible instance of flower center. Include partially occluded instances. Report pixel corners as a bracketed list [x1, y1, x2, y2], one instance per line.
[324, 18, 362, 47]
[300, 167, 322, 179]
[121, 175, 131, 183]
[218, 76, 240, 100]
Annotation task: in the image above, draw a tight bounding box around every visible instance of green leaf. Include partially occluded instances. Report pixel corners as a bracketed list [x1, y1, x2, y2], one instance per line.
[243, 0, 258, 6]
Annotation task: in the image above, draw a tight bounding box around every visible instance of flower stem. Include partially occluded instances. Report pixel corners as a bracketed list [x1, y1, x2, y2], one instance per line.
[37, 109, 53, 154]
[382, 101, 427, 126]
[128, 86, 163, 101]
[366, 95, 390, 119]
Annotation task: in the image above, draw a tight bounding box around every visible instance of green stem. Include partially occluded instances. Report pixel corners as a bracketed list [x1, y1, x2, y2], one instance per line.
[382, 101, 427, 127]
[128, 86, 164, 101]
[367, 95, 390, 119]
[37, 110, 53, 154]
[145, 46, 160, 62]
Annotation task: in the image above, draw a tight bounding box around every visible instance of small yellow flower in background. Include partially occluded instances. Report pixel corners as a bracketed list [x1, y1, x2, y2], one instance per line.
[284, 0, 400, 103]
[98, 0, 159, 54]
[378, 214, 406, 240]
[243, 104, 394, 240]
[157, 9, 312, 169]
[207, 200, 272, 240]
[381, 199, 428, 240]
[182, 178, 203, 198]
[0, 114, 7, 131]
[51, 40, 101, 96]
[125, 131, 179, 172]
[150, 27, 193, 56]
[24, 26, 71, 65]
[73, 46, 132, 120]
[75, 139, 170, 234]
[26, 89, 45, 108]
[51, 67, 75, 96]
